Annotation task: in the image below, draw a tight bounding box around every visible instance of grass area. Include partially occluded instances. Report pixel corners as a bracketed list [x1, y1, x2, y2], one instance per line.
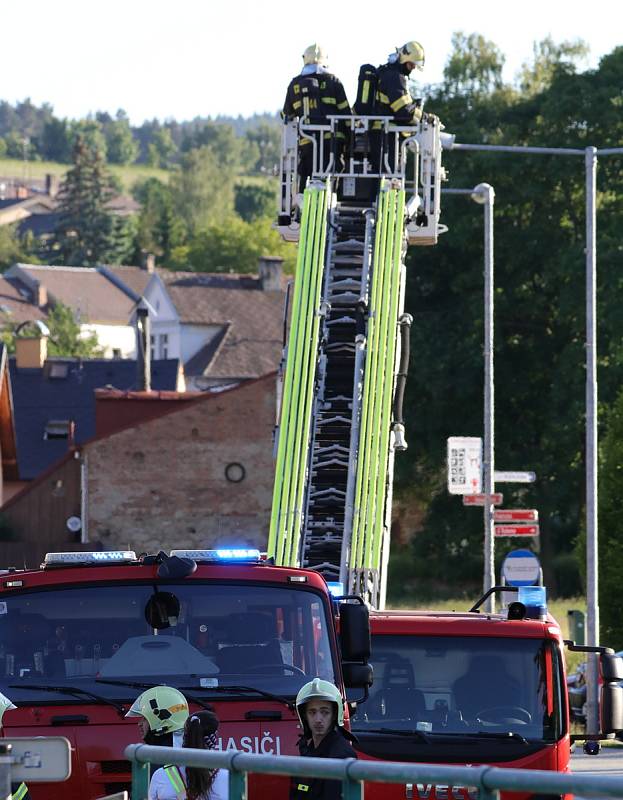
[388, 595, 588, 672]
[0, 157, 169, 193]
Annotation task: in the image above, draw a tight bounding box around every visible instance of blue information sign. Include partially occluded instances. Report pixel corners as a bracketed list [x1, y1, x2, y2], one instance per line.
[502, 549, 541, 587]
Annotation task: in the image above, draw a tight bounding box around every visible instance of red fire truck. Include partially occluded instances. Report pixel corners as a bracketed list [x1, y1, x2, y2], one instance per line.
[349, 588, 623, 800]
[0, 547, 371, 799]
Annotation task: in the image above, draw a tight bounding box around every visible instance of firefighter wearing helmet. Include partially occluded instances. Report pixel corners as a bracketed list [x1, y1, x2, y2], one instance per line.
[371, 40, 427, 174]
[0, 691, 30, 800]
[283, 44, 351, 201]
[125, 685, 189, 748]
[290, 678, 357, 800]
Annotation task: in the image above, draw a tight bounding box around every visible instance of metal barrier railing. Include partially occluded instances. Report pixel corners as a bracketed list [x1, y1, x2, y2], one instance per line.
[126, 742, 623, 800]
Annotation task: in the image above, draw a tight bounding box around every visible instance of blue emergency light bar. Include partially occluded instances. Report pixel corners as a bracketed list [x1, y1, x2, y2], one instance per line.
[170, 549, 262, 563]
[518, 585, 547, 620]
[327, 581, 344, 597]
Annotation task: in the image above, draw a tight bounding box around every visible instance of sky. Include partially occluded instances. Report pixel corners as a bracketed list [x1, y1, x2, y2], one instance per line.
[2, 0, 620, 125]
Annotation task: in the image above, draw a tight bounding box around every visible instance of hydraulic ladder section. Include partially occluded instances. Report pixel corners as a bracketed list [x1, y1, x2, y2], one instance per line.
[268, 183, 330, 567]
[270, 114, 448, 608]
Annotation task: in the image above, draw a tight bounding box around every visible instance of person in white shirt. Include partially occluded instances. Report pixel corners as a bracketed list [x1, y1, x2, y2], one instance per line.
[149, 707, 228, 800]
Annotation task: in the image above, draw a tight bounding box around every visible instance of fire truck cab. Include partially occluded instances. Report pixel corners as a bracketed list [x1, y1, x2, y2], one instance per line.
[0, 548, 371, 799]
[350, 589, 623, 800]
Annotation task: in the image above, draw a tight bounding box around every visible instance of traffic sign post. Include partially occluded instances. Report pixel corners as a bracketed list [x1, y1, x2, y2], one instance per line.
[447, 437, 482, 495]
[493, 509, 538, 523]
[463, 493, 503, 506]
[502, 549, 541, 586]
[494, 524, 540, 537]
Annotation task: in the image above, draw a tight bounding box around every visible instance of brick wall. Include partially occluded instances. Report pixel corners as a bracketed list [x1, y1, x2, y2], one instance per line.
[86, 375, 276, 554]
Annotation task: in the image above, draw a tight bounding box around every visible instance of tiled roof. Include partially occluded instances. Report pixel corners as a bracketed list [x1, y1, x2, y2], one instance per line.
[7, 264, 136, 325]
[160, 272, 286, 379]
[99, 265, 153, 301]
[9, 357, 181, 480]
[0, 277, 47, 324]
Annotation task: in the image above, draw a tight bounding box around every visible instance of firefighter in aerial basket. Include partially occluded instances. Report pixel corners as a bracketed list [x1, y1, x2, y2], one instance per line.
[290, 678, 357, 800]
[283, 44, 351, 203]
[0, 691, 30, 799]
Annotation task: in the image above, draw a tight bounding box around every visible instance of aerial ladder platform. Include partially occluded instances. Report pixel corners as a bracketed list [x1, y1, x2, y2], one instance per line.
[268, 115, 448, 609]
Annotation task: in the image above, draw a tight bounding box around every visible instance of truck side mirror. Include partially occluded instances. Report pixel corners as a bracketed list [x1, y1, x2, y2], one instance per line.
[601, 652, 623, 682]
[340, 602, 371, 663]
[343, 662, 373, 689]
[601, 683, 623, 734]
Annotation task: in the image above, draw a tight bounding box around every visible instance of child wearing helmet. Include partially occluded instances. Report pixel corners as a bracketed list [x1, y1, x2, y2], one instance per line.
[125, 685, 190, 749]
[148, 708, 228, 800]
[290, 678, 357, 800]
[0, 691, 30, 800]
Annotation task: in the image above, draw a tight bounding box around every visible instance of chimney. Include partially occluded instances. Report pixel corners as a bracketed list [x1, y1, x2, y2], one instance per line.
[33, 280, 47, 308]
[45, 173, 59, 198]
[258, 256, 283, 291]
[16, 335, 48, 369]
[135, 307, 151, 391]
[142, 253, 156, 273]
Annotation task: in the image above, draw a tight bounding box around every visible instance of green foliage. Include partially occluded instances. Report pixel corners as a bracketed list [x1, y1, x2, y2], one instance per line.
[46, 303, 103, 357]
[245, 122, 282, 174]
[133, 177, 185, 262]
[169, 215, 295, 273]
[0, 224, 39, 271]
[0, 137, 6, 159]
[594, 389, 623, 650]
[41, 117, 72, 162]
[443, 32, 506, 97]
[396, 41, 623, 597]
[518, 37, 589, 96]
[50, 134, 123, 266]
[170, 146, 235, 235]
[182, 122, 258, 174]
[105, 111, 139, 165]
[147, 128, 177, 168]
[235, 182, 277, 222]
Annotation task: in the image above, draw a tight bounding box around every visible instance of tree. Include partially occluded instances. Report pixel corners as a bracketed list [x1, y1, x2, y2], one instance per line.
[133, 177, 186, 262]
[235, 183, 277, 222]
[105, 111, 139, 165]
[443, 32, 506, 97]
[1, 303, 102, 358]
[245, 123, 281, 174]
[0, 224, 39, 270]
[41, 117, 72, 162]
[518, 37, 589, 96]
[169, 146, 235, 235]
[182, 122, 258, 174]
[50, 134, 122, 266]
[169, 215, 295, 273]
[147, 127, 177, 168]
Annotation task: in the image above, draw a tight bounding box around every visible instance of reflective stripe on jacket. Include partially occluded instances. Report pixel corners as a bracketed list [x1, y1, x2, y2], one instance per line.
[12, 783, 29, 800]
[164, 765, 186, 800]
[374, 61, 422, 128]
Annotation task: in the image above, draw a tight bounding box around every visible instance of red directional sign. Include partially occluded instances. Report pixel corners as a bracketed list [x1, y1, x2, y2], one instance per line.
[463, 493, 504, 506]
[493, 509, 539, 523]
[494, 524, 540, 537]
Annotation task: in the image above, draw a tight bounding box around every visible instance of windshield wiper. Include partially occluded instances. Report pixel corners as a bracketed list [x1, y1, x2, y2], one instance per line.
[179, 684, 295, 711]
[352, 727, 429, 743]
[95, 679, 295, 712]
[9, 683, 126, 717]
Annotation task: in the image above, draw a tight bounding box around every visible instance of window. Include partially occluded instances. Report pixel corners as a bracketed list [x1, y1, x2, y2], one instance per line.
[46, 362, 70, 380]
[159, 333, 169, 359]
[44, 420, 72, 440]
[149, 334, 155, 362]
[112, 348, 121, 359]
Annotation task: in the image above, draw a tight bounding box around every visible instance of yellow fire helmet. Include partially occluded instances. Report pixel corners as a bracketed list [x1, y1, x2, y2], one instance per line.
[303, 43, 329, 68]
[125, 685, 189, 735]
[0, 691, 16, 727]
[295, 678, 344, 728]
[398, 40, 425, 71]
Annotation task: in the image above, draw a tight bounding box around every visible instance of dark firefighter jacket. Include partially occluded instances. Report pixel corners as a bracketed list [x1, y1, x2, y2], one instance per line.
[289, 729, 357, 800]
[283, 72, 351, 144]
[375, 60, 422, 126]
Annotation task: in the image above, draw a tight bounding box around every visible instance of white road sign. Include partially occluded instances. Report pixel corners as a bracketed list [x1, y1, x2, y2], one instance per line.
[447, 437, 482, 495]
[494, 470, 536, 483]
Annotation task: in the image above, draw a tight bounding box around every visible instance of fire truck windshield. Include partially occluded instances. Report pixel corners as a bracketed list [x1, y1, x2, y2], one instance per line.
[0, 582, 335, 704]
[352, 635, 565, 762]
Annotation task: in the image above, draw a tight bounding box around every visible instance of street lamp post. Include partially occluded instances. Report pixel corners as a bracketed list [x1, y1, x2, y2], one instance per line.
[443, 185, 496, 612]
[449, 141, 623, 732]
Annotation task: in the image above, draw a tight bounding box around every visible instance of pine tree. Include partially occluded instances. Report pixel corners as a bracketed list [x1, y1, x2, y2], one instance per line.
[51, 134, 121, 266]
